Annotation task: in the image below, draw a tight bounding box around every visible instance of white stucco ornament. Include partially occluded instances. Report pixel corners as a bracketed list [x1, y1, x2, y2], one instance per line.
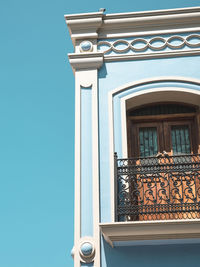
[70, 246, 75, 258]
[80, 41, 93, 52]
[79, 238, 95, 262]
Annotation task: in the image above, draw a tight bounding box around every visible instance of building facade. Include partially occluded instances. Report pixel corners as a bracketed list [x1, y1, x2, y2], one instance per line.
[65, 7, 200, 267]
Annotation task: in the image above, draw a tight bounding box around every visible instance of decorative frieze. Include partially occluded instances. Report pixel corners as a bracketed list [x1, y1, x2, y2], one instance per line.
[97, 34, 200, 55]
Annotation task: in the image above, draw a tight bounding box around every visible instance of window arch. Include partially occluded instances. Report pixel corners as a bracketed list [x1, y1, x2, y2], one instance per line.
[112, 81, 200, 222]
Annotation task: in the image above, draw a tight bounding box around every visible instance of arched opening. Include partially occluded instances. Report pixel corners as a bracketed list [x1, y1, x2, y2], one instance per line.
[116, 89, 200, 222]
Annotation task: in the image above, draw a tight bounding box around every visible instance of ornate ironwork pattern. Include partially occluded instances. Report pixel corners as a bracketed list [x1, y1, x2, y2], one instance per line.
[98, 34, 200, 55]
[115, 153, 200, 221]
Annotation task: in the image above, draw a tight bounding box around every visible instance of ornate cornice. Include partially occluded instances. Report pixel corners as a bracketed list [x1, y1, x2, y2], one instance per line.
[65, 7, 200, 68]
[64, 12, 104, 45]
[99, 7, 200, 39]
[65, 7, 200, 44]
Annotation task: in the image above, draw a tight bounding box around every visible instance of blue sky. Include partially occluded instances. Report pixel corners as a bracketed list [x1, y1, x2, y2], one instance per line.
[0, 0, 199, 266]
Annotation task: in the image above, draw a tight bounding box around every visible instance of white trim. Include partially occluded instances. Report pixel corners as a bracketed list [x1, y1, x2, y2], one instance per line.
[73, 69, 101, 266]
[92, 69, 100, 267]
[108, 92, 115, 222]
[121, 99, 127, 158]
[99, 7, 200, 39]
[68, 52, 104, 73]
[103, 49, 200, 62]
[103, 6, 200, 19]
[99, 27, 200, 40]
[64, 12, 103, 45]
[113, 238, 200, 247]
[74, 72, 81, 267]
[100, 219, 200, 247]
[65, 7, 200, 45]
[109, 76, 200, 96]
[98, 34, 200, 54]
[108, 77, 200, 222]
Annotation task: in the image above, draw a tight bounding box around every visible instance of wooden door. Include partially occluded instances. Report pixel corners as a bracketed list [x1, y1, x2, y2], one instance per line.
[163, 120, 197, 219]
[128, 117, 197, 220]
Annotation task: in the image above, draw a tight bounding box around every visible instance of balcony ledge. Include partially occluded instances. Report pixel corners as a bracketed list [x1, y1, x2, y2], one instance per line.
[100, 219, 200, 247]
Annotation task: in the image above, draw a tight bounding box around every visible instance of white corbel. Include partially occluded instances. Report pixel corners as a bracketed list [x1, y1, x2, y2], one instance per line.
[68, 52, 104, 74]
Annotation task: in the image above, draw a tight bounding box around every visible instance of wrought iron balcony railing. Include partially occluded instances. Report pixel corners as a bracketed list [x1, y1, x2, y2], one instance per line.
[115, 153, 200, 221]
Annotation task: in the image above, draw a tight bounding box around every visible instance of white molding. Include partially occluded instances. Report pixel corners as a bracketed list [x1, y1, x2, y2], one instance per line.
[108, 92, 115, 222]
[100, 219, 200, 247]
[66, 7, 200, 73]
[73, 69, 101, 266]
[103, 49, 200, 62]
[109, 76, 200, 96]
[65, 7, 200, 50]
[68, 53, 104, 73]
[64, 12, 103, 45]
[92, 69, 101, 267]
[121, 99, 128, 158]
[98, 34, 200, 55]
[74, 72, 81, 267]
[108, 77, 200, 222]
[99, 27, 200, 40]
[78, 70, 95, 89]
[65, 7, 200, 42]
[99, 7, 200, 39]
[103, 6, 200, 19]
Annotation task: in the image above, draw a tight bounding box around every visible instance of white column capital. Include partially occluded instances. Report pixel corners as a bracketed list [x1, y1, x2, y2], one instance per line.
[68, 52, 104, 73]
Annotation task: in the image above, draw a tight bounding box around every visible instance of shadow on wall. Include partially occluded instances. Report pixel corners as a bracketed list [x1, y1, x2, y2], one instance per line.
[98, 64, 108, 79]
[102, 239, 200, 267]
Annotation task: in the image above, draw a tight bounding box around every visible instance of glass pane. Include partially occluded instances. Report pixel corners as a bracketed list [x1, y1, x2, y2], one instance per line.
[139, 127, 158, 157]
[171, 125, 191, 154]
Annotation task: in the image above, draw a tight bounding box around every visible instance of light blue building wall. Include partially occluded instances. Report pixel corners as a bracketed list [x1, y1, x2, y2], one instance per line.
[65, 7, 200, 267]
[99, 57, 200, 267]
[99, 56, 200, 223]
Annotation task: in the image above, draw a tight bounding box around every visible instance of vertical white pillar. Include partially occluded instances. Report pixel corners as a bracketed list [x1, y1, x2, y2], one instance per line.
[69, 54, 103, 267]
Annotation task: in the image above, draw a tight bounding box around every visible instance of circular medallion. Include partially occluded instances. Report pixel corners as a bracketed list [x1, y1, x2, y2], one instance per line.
[80, 242, 93, 256]
[80, 41, 93, 52]
[79, 238, 95, 263]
